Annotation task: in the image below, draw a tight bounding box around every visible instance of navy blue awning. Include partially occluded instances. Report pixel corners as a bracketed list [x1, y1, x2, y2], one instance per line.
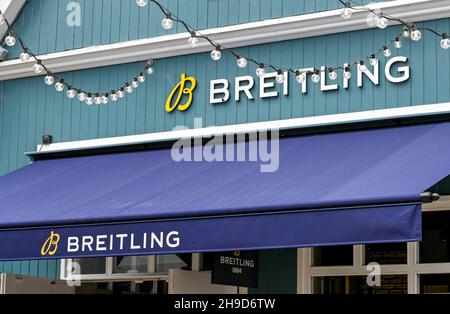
[1, 122, 450, 261]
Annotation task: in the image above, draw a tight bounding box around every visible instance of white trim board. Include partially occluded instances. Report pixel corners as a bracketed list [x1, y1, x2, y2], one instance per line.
[1, 0, 450, 81]
[0, 0, 26, 41]
[32, 102, 450, 155]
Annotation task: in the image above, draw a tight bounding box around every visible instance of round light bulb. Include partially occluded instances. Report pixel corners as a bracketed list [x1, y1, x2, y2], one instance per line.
[162, 17, 173, 30]
[67, 89, 76, 99]
[5, 34, 16, 47]
[94, 95, 102, 105]
[369, 56, 378, 66]
[211, 49, 222, 61]
[440, 35, 450, 50]
[275, 72, 285, 84]
[376, 16, 388, 29]
[237, 57, 247, 69]
[136, 0, 148, 7]
[33, 63, 44, 74]
[101, 95, 109, 104]
[146, 66, 154, 75]
[126, 85, 133, 93]
[411, 29, 422, 41]
[329, 70, 338, 81]
[402, 27, 410, 38]
[188, 35, 199, 47]
[344, 69, 352, 80]
[138, 74, 145, 83]
[44, 75, 54, 86]
[394, 38, 402, 49]
[20, 51, 31, 62]
[341, 5, 352, 19]
[85, 97, 94, 105]
[311, 72, 320, 83]
[359, 64, 367, 73]
[55, 81, 65, 92]
[117, 89, 125, 98]
[78, 92, 87, 102]
[366, 12, 378, 28]
[131, 80, 139, 88]
[296, 72, 306, 84]
[256, 67, 265, 78]
[383, 47, 392, 57]
[110, 93, 118, 102]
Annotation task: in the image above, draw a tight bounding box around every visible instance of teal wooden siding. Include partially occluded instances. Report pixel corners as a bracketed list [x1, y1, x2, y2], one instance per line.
[249, 249, 298, 294]
[0, 260, 60, 281]
[6, 0, 390, 59]
[1, 19, 449, 283]
[1, 19, 448, 162]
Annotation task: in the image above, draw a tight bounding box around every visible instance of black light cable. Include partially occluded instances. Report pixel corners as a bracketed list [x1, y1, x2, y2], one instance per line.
[1, 0, 449, 107]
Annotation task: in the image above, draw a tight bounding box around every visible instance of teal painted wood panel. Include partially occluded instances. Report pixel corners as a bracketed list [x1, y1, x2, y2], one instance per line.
[0, 19, 449, 172]
[0, 18, 449, 281]
[0, 260, 60, 280]
[249, 249, 298, 294]
[5, 0, 391, 59]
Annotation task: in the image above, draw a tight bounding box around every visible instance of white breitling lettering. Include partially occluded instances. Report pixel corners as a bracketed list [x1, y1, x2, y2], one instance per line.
[67, 231, 180, 253]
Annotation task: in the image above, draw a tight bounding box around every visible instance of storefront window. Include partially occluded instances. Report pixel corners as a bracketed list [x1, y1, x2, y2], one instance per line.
[114, 256, 149, 274]
[420, 211, 450, 264]
[365, 243, 407, 265]
[420, 274, 450, 294]
[74, 258, 107, 275]
[300, 209, 450, 294]
[313, 246, 353, 267]
[68, 253, 190, 280]
[157, 254, 188, 273]
[313, 275, 407, 295]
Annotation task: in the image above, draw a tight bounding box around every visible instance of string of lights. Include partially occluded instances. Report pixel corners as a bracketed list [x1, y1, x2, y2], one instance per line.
[0, 10, 155, 106]
[137, 0, 450, 86]
[1, 0, 449, 107]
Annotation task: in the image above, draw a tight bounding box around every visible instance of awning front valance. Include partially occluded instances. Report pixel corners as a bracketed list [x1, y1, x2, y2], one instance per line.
[1, 122, 449, 261]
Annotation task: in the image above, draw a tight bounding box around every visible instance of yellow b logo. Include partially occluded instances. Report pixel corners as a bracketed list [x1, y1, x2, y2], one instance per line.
[166, 73, 197, 112]
[41, 231, 60, 256]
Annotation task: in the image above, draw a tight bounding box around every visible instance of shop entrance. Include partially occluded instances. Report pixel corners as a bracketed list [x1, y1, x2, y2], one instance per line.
[62, 253, 246, 294]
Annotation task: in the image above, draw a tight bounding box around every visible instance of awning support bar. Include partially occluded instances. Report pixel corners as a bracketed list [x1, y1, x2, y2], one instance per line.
[421, 192, 440, 203]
